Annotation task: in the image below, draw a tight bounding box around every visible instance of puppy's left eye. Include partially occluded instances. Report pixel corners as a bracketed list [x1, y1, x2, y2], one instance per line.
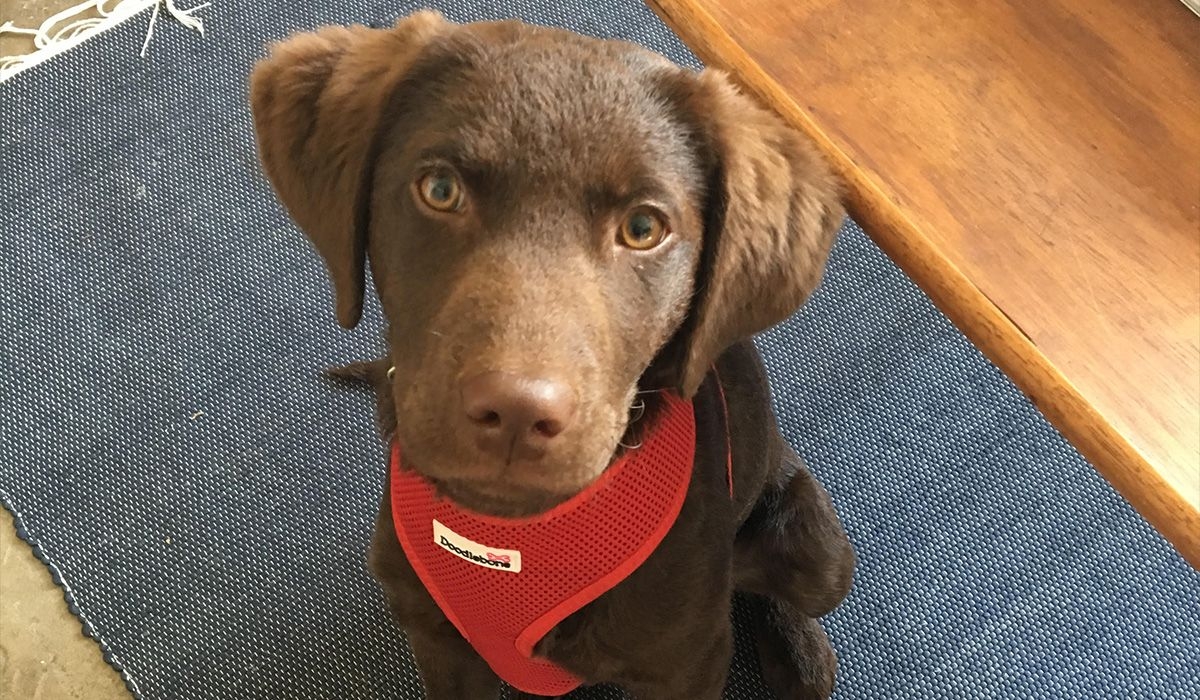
[618, 208, 669, 250]
[416, 171, 464, 212]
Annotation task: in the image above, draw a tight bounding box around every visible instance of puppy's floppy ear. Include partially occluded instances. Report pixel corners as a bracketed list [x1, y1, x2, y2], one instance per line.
[675, 70, 843, 395]
[249, 11, 449, 328]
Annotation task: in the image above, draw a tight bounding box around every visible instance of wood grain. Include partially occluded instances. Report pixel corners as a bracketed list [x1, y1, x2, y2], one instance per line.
[649, 0, 1200, 566]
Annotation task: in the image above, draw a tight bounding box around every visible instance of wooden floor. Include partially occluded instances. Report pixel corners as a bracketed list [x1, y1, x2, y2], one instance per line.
[649, 0, 1200, 565]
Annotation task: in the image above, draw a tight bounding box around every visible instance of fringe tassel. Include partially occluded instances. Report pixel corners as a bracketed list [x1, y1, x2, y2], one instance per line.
[0, 0, 208, 83]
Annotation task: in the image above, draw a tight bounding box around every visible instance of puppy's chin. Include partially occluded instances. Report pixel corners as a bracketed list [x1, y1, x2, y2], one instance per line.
[429, 477, 575, 518]
[401, 448, 618, 518]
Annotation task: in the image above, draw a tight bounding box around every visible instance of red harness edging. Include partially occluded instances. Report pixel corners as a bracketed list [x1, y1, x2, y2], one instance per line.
[390, 380, 732, 695]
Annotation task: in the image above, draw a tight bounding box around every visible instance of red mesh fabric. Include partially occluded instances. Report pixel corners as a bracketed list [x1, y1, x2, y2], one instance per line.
[390, 392, 697, 696]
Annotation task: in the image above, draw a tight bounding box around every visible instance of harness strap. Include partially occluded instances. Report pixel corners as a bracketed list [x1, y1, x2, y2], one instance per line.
[711, 367, 735, 499]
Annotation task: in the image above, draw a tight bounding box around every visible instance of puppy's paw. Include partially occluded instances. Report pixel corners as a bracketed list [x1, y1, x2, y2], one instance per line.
[754, 599, 837, 700]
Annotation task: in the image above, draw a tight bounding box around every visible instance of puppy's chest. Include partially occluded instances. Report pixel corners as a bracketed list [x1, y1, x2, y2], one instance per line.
[390, 392, 714, 694]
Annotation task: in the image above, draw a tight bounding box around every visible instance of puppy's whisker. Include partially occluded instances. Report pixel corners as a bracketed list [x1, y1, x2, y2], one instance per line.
[628, 399, 646, 423]
[635, 387, 668, 395]
[618, 437, 643, 450]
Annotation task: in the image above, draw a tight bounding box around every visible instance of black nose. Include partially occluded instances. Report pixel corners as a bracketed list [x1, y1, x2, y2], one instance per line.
[460, 371, 577, 459]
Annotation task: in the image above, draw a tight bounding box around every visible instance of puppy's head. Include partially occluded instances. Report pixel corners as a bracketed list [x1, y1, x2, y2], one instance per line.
[251, 12, 841, 515]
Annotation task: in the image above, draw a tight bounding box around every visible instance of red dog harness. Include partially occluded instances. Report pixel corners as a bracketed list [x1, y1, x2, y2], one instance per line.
[390, 389, 728, 695]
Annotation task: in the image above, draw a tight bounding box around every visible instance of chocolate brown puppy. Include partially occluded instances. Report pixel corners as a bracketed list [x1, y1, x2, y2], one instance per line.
[251, 11, 854, 699]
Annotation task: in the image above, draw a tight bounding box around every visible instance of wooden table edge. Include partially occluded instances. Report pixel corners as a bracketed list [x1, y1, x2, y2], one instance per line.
[647, 0, 1200, 568]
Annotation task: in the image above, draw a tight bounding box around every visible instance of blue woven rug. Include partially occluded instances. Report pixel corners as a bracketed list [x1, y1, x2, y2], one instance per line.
[2, 1, 1197, 698]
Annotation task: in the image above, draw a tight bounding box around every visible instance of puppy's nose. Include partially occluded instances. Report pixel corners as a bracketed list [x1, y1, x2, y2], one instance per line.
[460, 372, 577, 458]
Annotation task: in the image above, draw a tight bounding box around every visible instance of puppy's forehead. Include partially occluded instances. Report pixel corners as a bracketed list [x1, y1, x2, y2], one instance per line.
[430, 32, 696, 183]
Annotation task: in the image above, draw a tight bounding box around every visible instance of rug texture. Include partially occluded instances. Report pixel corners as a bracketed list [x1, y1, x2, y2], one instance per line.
[1, 1, 1197, 698]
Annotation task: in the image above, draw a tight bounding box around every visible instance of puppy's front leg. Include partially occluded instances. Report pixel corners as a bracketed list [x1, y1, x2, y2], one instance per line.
[625, 625, 733, 700]
[368, 494, 501, 698]
[407, 624, 502, 699]
[751, 596, 837, 700]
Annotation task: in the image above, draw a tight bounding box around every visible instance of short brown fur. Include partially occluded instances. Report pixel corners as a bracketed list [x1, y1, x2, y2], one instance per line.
[252, 11, 853, 699]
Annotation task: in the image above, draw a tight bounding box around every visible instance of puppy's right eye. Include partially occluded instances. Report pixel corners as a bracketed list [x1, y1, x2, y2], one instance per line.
[618, 208, 669, 250]
[416, 172, 464, 212]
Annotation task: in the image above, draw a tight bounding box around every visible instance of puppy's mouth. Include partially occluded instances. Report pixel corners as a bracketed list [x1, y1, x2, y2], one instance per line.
[394, 387, 647, 518]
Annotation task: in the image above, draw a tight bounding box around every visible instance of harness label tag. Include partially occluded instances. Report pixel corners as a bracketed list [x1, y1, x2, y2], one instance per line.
[433, 519, 523, 573]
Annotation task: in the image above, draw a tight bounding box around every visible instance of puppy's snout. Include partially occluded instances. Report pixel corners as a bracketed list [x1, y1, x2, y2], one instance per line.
[460, 372, 578, 459]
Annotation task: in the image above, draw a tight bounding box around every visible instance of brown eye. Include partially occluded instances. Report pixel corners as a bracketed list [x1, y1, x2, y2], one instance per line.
[416, 171, 463, 212]
[619, 208, 669, 250]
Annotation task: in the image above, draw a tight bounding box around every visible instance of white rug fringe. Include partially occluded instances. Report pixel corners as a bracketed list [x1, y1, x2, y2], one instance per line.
[0, 0, 208, 83]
